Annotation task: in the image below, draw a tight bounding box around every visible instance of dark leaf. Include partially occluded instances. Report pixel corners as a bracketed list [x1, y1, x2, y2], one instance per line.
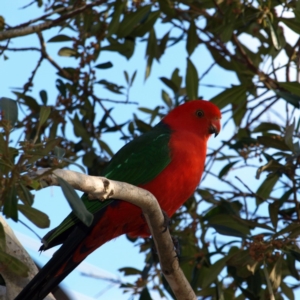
[139, 287, 153, 300]
[0, 97, 18, 125]
[252, 122, 281, 133]
[257, 136, 290, 151]
[119, 267, 142, 276]
[210, 85, 247, 109]
[218, 160, 239, 178]
[19, 183, 34, 206]
[3, 188, 18, 221]
[117, 5, 152, 38]
[94, 62, 113, 69]
[279, 18, 300, 35]
[256, 174, 279, 205]
[57, 177, 93, 227]
[39, 90, 48, 105]
[186, 58, 198, 100]
[268, 201, 279, 230]
[18, 204, 50, 228]
[107, 0, 125, 36]
[48, 34, 73, 42]
[275, 90, 300, 108]
[186, 19, 198, 56]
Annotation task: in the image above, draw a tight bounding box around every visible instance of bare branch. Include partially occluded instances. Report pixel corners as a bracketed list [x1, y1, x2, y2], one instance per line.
[0, 0, 106, 41]
[26, 168, 197, 300]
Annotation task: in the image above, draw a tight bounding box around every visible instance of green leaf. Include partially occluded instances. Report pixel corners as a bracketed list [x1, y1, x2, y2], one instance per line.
[218, 160, 239, 178]
[281, 281, 295, 300]
[39, 90, 48, 105]
[158, 0, 175, 17]
[13, 92, 40, 111]
[139, 287, 153, 300]
[0, 249, 29, 277]
[268, 201, 279, 230]
[98, 139, 114, 157]
[58, 47, 77, 57]
[71, 113, 91, 144]
[284, 121, 295, 151]
[0, 223, 5, 252]
[48, 34, 73, 42]
[107, 0, 125, 36]
[269, 256, 282, 289]
[202, 253, 235, 287]
[132, 11, 160, 37]
[117, 5, 152, 38]
[39, 106, 51, 128]
[0, 97, 18, 126]
[278, 82, 300, 97]
[252, 122, 281, 133]
[186, 58, 198, 100]
[160, 77, 178, 93]
[208, 215, 250, 238]
[18, 204, 50, 228]
[57, 177, 93, 227]
[19, 183, 34, 206]
[256, 174, 279, 205]
[119, 267, 142, 276]
[210, 85, 247, 109]
[257, 136, 290, 151]
[266, 17, 281, 50]
[286, 253, 299, 281]
[186, 19, 198, 56]
[3, 188, 18, 221]
[145, 29, 159, 79]
[161, 90, 172, 107]
[279, 18, 300, 35]
[275, 90, 300, 108]
[206, 45, 232, 70]
[94, 62, 113, 69]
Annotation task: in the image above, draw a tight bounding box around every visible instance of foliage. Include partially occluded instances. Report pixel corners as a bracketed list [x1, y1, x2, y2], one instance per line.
[1, 0, 300, 299]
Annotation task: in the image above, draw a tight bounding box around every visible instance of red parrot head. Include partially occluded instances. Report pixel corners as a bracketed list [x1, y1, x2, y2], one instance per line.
[163, 100, 221, 139]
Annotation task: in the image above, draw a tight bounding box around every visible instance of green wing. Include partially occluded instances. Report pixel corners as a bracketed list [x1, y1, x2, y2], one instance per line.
[42, 123, 172, 249]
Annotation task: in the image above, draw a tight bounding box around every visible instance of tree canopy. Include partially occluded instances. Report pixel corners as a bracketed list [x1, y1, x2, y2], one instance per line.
[1, 0, 300, 299]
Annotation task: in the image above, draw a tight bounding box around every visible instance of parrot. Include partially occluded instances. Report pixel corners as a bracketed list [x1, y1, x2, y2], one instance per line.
[15, 100, 221, 300]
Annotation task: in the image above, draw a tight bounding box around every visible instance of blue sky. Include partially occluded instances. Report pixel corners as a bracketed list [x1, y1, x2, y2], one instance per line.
[1, 1, 300, 299]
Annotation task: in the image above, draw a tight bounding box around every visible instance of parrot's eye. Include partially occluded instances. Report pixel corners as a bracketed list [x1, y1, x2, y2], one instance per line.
[196, 110, 204, 118]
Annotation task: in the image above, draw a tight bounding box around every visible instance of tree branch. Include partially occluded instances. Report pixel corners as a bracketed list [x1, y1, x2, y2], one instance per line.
[0, 216, 55, 300]
[0, 0, 106, 41]
[21, 168, 197, 300]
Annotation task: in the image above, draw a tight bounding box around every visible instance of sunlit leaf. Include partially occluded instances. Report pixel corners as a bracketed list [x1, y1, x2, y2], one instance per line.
[58, 47, 77, 57]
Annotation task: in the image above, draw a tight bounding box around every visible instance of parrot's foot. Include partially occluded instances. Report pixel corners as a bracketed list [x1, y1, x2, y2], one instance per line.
[161, 210, 171, 233]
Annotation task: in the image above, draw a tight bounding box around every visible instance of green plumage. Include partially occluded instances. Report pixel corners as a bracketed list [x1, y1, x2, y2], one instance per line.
[42, 122, 172, 249]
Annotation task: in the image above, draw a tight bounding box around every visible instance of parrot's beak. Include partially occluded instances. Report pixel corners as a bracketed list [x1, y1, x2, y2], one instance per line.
[209, 119, 221, 137]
